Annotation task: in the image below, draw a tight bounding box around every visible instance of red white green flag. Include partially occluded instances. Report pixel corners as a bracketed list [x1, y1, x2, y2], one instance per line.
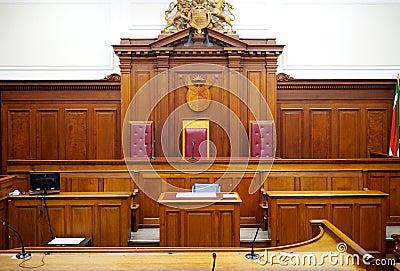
[389, 75, 400, 157]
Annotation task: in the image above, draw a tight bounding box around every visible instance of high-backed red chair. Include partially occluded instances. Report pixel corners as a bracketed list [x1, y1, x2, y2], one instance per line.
[182, 119, 209, 159]
[250, 121, 274, 158]
[129, 121, 153, 159]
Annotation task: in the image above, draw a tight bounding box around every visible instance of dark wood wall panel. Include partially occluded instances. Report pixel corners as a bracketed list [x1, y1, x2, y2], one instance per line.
[70, 206, 94, 238]
[1, 79, 395, 167]
[367, 109, 389, 155]
[277, 80, 394, 158]
[338, 109, 360, 158]
[331, 204, 354, 238]
[37, 109, 60, 159]
[7, 109, 31, 159]
[389, 176, 400, 219]
[310, 109, 332, 158]
[93, 108, 119, 159]
[276, 205, 300, 246]
[1, 82, 121, 173]
[65, 109, 89, 160]
[280, 109, 303, 158]
[7, 193, 131, 247]
[6, 159, 400, 226]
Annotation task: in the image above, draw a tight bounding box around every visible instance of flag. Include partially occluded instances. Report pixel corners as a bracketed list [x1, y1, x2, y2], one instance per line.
[389, 75, 400, 157]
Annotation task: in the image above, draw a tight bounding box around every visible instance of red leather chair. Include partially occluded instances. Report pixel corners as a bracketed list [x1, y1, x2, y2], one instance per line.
[182, 119, 209, 159]
[129, 121, 153, 159]
[185, 128, 207, 159]
[250, 121, 274, 158]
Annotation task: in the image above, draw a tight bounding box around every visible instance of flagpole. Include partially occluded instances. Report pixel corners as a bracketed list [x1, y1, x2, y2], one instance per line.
[397, 73, 400, 156]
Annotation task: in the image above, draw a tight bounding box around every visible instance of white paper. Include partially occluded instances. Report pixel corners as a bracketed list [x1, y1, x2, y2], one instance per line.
[176, 192, 217, 198]
[48, 237, 85, 245]
[222, 194, 238, 199]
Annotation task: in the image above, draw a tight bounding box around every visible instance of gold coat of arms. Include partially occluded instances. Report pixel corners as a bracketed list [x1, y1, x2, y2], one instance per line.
[185, 75, 211, 112]
[163, 0, 235, 34]
[188, 6, 211, 33]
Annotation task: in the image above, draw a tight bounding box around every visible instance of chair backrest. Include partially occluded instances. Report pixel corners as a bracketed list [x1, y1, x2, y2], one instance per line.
[130, 121, 153, 159]
[192, 183, 220, 192]
[250, 121, 274, 158]
[182, 119, 209, 158]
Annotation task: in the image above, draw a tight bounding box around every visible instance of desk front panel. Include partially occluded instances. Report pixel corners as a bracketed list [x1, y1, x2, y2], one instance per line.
[159, 193, 241, 247]
[7, 193, 131, 247]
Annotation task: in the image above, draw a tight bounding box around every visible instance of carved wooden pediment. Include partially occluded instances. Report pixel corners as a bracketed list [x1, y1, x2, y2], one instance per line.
[114, 28, 283, 59]
[150, 28, 247, 50]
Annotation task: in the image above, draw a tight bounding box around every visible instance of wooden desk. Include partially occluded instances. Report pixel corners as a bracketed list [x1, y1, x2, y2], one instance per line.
[266, 190, 388, 254]
[7, 192, 131, 247]
[158, 192, 242, 247]
[0, 220, 380, 270]
[0, 175, 15, 249]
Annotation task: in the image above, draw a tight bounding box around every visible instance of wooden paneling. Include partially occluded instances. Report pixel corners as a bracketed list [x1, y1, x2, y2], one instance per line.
[304, 204, 327, 239]
[359, 205, 382, 251]
[65, 109, 89, 160]
[138, 172, 260, 226]
[310, 109, 332, 159]
[164, 210, 181, 247]
[37, 109, 60, 159]
[0, 200, 7, 249]
[279, 109, 303, 158]
[115, 31, 283, 159]
[0, 220, 378, 271]
[267, 190, 388, 254]
[0, 78, 395, 167]
[276, 205, 300, 246]
[6, 158, 400, 226]
[186, 211, 213, 247]
[265, 171, 363, 192]
[7, 192, 131, 247]
[277, 80, 394, 159]
[7, 109, 31, 159]
[158, 192, 241, 247]
[1, 82, 121, 173]
[93, 109, 119, 159]
[331, 204, 354, 237]
[0, 175, 15, 249]
[338, 109, 360, 158]
[366, 109, 389, 155]
[70, 206, 93, 239]
[389, 176, 400, 218]
[366, 171, 400, 224]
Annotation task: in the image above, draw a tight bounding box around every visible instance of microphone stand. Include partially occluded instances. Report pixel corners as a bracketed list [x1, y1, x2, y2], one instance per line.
[1, 221, 31, 259]
[149, 143, 154, 160]
[211, 252, 216, 271]
[190, 139, 196, 160]
[245, 215, 267, 260]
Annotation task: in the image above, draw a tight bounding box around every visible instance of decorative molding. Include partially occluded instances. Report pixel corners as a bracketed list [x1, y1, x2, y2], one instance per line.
[102, 73, 121, 82]
[277, 80, 395, 91]
[276, 73, 294, 82]
[0, 81, 120, 92]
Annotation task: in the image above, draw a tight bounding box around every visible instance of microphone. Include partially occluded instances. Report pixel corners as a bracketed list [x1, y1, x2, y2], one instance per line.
[190, 139, 196, 160]
[245, 215, 267, 260]
[211, 252, 216, 271]
[1, 221, 31, 259]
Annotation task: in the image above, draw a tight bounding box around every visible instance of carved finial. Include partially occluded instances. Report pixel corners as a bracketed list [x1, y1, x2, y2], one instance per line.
[276, 73, 294, 82]
[102, 73, 121, 82]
